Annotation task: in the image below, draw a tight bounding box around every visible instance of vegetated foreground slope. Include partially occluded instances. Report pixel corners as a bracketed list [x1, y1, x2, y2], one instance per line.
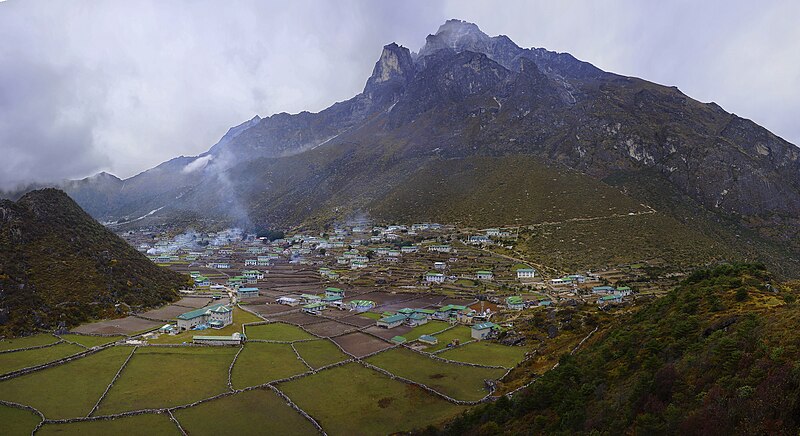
[429, 264, 800, 435]
[0, 189, 189, 336]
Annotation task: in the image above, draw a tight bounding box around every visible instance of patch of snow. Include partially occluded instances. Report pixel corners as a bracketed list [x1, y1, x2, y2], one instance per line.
[311, 133, 341, 150]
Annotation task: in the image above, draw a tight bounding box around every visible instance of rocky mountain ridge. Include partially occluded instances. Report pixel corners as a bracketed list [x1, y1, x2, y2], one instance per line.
[5, 19, 799, 274]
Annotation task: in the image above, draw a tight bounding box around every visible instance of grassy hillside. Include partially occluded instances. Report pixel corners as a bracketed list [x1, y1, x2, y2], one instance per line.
[0, 189, 190, 336]
[428, 264, 800, 435]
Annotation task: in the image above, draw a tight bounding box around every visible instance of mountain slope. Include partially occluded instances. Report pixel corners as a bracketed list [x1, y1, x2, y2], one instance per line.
[0, 189, 189, 336]
[430, 264, 800, 435]
[19, 19, 800, 275]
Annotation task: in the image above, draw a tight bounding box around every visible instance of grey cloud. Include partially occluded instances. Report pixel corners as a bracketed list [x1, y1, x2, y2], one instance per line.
[0, 0, 797, 189]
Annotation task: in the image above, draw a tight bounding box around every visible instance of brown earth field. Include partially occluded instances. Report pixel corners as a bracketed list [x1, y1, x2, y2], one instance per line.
[332, 332, 393, 357]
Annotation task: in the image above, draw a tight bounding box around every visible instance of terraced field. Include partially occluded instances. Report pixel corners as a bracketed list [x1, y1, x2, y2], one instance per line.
[1, 298, 530, 435]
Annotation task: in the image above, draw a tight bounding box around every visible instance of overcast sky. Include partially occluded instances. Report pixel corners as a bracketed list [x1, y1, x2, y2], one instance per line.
[1, 0, 798, 189]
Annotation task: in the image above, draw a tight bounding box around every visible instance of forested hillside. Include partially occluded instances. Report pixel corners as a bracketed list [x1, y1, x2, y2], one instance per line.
[430, 264, 800, 435]
[0, 189, 189, 336]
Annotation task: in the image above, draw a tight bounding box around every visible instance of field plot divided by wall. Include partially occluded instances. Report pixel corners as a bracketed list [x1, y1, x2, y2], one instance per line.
[0, 404, 41, 436]
[245, 323, 316, 342]
[0, 345, 131, 419]
[366, 347, 505, 401]
[97, 347, 238, 414]
[425, 326, 474, 352]
[0, 343, 85, 375]
[438, 341, 529, 368]
[293, 339, 349, 370]
[279, 362, 465, 436]
[37, 412, 179, 435]
[59, 334, 124, 348]
[0, 334, 60, 351]
[174, 388, 317, 436]
[331, 332, 392, 357]
[231, 343, 309, 389]
[71, 316, 162, 335]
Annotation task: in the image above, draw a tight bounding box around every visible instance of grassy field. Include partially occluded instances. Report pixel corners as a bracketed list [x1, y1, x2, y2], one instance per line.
[517, 211, 734, 272]
[279, 362, 465, 435]
[37, 412, 178, 435]
[231, 343, 308, 389]
[439, 341, 529, 368]
[147, 307, 261, 344]
[98, 347, 237, 414]
[0, 346, 131, 419]
[0, 404, 41, 436]
[366, 348, 505, 401]
[293, 339, 349, 369]
[245, 323, 316, 342]
[0, 343, 85, 375]
[0, 334, 60, 351]
[174, 388, 317, 436]
[404, 321, 450, 342]
[424, 326, 473, 352]
[59, 334, 124, 348]
[359, 312, 382, 320]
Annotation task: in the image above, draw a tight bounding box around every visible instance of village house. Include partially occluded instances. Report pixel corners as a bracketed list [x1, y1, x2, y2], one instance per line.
[471, 322, 499, 340]
[616, 286, 632, 296]
[208, 262, 231, 269]
[434, 304, 468, 320]
[591, 285, 616, 294]
[176, 304, 233, 331]
[597, 294, 623, 305]
[242, 270, 264, 283]
[300, 294, 321, 304]
[428, 245, 452, 253]
[244, 259, 258, 266]
[425, 272, 446, 283]
[237, 287, 259, 299]
[418, 335, 438, 345]
[406, 312, 429, 327]
[468, 235, 490, 245]
[516, 268, 536, 279]
[476, 270, 494, 280]
[349, 300, 376, 312]
[433, 261, 447, 270]
[277, 296, 299, 306]
[377, 313, 407, 329]
[400, 245, 419, 253]
[351, 260, 368, 269]
[485, 228, 501, 237]
[303, 302, 326, 315]
[325, 287, 345, 298]
[506, 296, 525, 310]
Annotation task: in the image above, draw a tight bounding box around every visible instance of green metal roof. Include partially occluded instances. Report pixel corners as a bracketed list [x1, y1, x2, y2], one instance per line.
[322, 295, 343, 302]
[379, 314, 408, 323]
[391, 336, 407, 344]
[472, 322, 497, 330]
[418, 335, 438, 344]
[177, 303, 227, 320]
[303, 302, 326, 309]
